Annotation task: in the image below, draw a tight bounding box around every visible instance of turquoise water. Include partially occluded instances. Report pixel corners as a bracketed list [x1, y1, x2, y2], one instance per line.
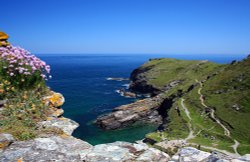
[39, 54, 246, 145]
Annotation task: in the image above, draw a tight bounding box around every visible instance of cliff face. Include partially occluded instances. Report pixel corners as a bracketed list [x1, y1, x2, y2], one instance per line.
[129, 65, 162, 95]
[96, 56, 250, 157]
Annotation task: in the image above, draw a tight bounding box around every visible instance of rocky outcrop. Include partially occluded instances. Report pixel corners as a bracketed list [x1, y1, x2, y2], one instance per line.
[129, 65, 161, 95]
[171, 147, 211, 162]
[82, 141, 170, 162]
[116, 88, 137, 98]
[96, 93, 166, 130]
[0, 136, 93, 162]
[38, 117, 79, 136]
[0, 32, 10, 47]
[0, 91, 173, 162]
[0, 138, 171, 162]
[171, 147, 250, 162]
[129, 60, 182, 96]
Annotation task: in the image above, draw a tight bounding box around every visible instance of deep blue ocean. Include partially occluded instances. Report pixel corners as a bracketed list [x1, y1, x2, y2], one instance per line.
[39, 54, 247, 145]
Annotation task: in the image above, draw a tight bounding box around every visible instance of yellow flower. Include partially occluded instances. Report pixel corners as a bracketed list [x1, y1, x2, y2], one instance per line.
[4, 80, 10, 85]
[23, 95, 28, 99]
[31, 104, 36, 109]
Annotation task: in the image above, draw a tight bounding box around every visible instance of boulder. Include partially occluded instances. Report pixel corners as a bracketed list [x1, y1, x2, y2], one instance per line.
[0, 136, 92, 162]
[81, 141, 170, 162]
[38, 117, 79, 136]
[173, 147, 211, 162]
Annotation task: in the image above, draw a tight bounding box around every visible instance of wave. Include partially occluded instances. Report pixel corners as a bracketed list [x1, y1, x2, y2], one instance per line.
[122, 84, 130, 89]
[106, 77, 129, 81]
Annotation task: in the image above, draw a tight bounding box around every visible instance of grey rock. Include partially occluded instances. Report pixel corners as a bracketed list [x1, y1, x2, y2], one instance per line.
[96, 93, 165, 130]
[136, 147, 170, 162]
[0, 136, 92, 162]
[174, 147, 211, 162]
[38, 117, 79, 136]
[81, 141, 170, 162]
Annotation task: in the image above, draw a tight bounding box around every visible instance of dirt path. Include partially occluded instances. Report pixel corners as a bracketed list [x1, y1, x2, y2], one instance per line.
[180, 97, 240, 156]
[181, 98, 192, 121]
[181, 99, 195, 141]
[195, 79, 240, 155]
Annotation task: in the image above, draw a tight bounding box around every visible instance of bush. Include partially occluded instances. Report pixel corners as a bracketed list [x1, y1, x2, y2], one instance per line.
[0, 45, 51, 90]
[0, 45, 53, 140]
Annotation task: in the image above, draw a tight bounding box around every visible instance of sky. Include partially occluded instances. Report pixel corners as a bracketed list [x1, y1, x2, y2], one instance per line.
[1, 0, 250, 55]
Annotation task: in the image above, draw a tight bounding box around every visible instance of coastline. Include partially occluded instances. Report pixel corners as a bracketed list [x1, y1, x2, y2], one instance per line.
[0, 35, 249, 161]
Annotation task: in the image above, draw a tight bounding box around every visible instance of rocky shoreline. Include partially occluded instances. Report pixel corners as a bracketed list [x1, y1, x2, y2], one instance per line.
[95, 93, 165, 130]
[1, 92, 249, 161]
[1, 56, 249, 161]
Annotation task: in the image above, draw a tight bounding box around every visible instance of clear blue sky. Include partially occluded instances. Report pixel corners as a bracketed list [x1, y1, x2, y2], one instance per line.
[1, 0, 250, 55]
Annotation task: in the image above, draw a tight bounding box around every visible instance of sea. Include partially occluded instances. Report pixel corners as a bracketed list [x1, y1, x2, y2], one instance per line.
[38, 54, 247, 145]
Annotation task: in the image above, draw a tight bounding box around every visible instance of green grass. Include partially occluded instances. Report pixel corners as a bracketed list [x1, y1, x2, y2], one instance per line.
[189, 133, 235, 153]
[140, 57, 250, 154]
[146, 100, 189, 142]
[201, 58, 250, 149]
[0, 89, 51, 140]
[140, 58, 223, 91]
[238, 144, 250, 155]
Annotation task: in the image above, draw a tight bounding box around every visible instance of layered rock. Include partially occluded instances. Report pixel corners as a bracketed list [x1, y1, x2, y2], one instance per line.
[96, 93, 166, 130]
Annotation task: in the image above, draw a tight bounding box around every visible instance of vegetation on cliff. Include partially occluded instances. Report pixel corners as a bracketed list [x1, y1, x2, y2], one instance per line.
[131, 57, 250, 155]
[0, 32, 63, 140]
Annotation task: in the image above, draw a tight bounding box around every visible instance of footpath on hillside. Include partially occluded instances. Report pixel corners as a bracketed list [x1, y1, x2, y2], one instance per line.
[179, 79, 240, 157]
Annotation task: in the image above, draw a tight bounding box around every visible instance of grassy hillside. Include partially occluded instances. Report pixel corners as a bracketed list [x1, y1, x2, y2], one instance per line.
[201, 57, 250, 154]
[139, 57, 250, 155]
[131, 58, 223, 94]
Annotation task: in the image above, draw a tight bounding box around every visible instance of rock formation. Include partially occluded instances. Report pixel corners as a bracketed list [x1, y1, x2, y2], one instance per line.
[96, 93, 166, 130]
[0, 32, 10, 47]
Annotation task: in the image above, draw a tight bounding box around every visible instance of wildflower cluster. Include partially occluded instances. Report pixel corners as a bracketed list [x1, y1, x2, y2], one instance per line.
[0, 45, 51, 89]
[0, 89, 50, 140]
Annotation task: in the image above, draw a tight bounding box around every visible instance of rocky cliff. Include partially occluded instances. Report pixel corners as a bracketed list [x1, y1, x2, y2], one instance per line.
[96, 56, 250, 160]
[1, 32, 249, 161]
[1, 93, 249, 162]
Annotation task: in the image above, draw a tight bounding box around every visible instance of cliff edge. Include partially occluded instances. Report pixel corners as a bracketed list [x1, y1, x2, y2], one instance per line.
[1, 32, 249, 161]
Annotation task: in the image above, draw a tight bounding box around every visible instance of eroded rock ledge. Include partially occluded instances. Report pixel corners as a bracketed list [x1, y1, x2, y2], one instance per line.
[95, 93, 166, 130]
